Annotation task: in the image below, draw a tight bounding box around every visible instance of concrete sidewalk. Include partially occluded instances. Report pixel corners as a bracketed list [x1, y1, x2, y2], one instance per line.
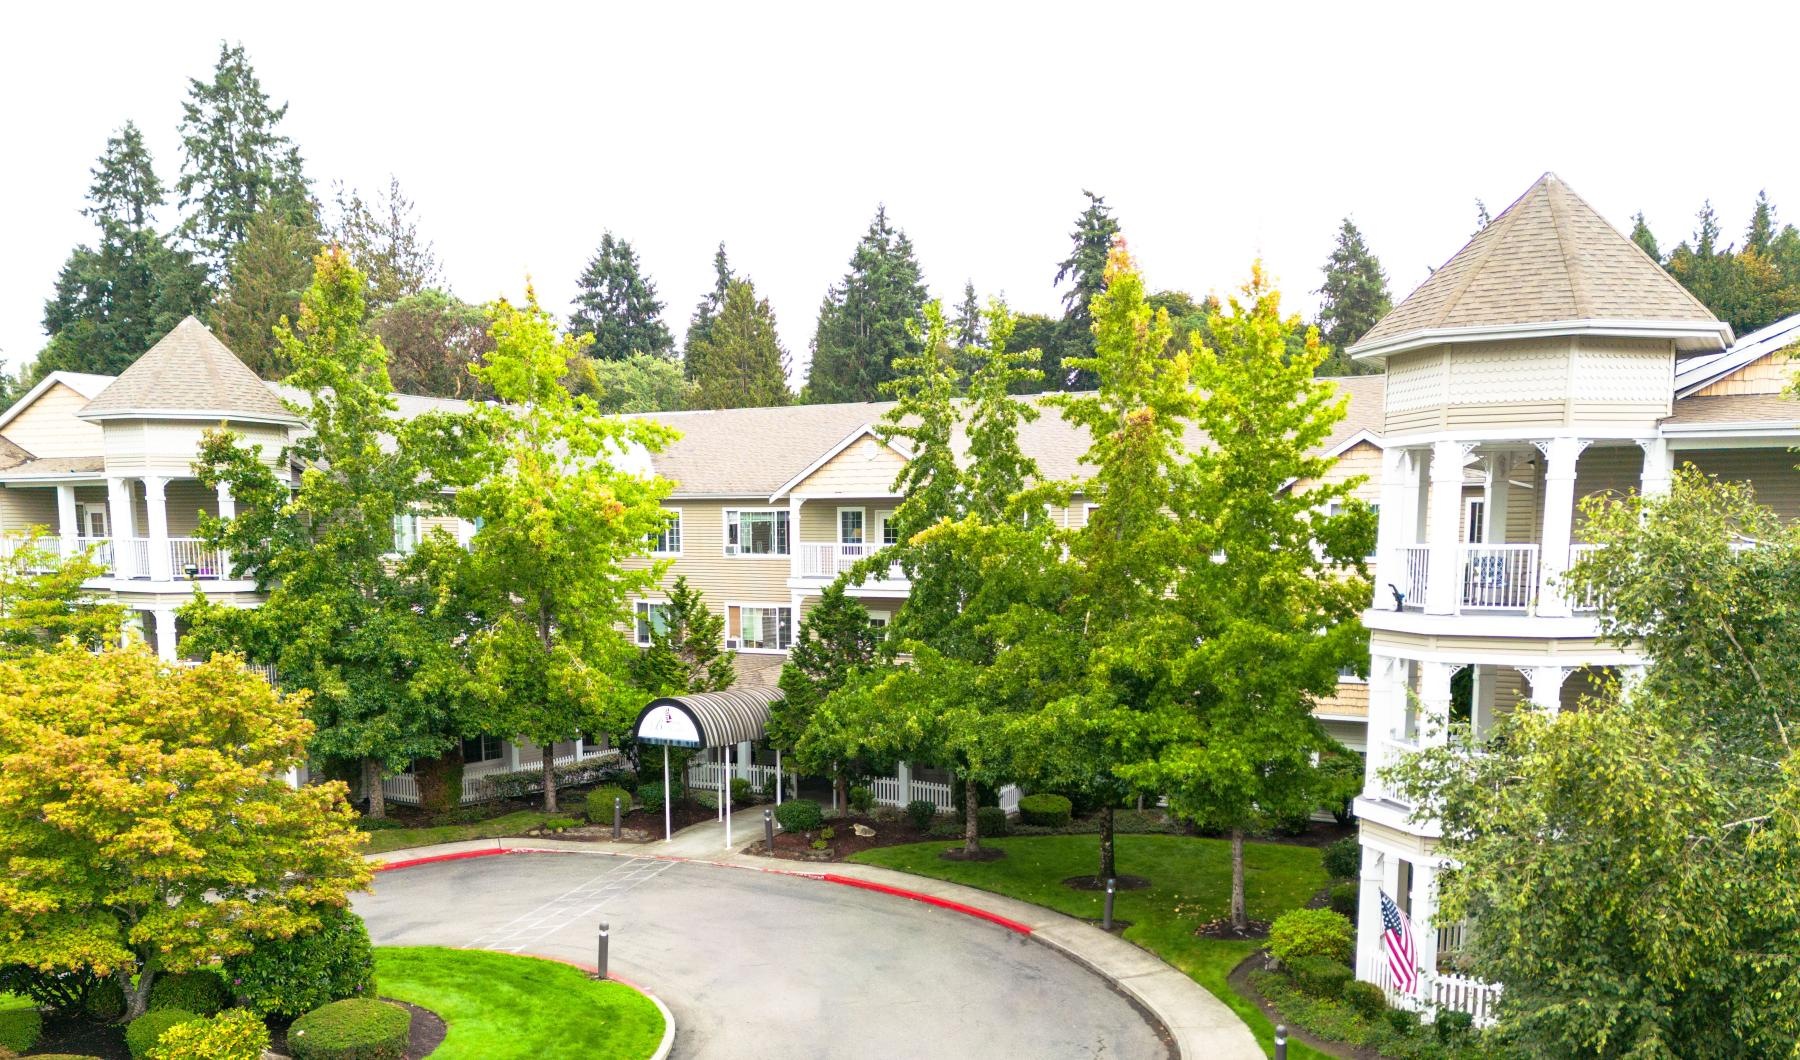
[367, 819, 1265, 1060]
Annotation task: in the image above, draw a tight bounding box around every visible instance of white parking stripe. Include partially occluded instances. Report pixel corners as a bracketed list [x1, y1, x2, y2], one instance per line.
[468, 857, 675, 952]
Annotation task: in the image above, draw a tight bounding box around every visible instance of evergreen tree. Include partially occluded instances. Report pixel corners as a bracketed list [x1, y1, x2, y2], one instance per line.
[682, 243, 733, 379]
[209, 206, 321, 378]
[805, 206, 928, 404]
[632, 576, 734, 695]
[326, 177, 441, 310]
[951, 280, 985, 383]
[574, 352, 693, 413]
[569, 232, 673, 362]
[35, 124, 208, 379]
[177, 42, 311, 280]
[1629, 211, 1661, 262]
[773, 581, 881, 808]
[685, 279, 790, 409]
[1747, 190, 1777, 255]
[1052, 190, 1121, 389]
[1666, 198, 1800, 336]
[1314, 218, 1391, 376]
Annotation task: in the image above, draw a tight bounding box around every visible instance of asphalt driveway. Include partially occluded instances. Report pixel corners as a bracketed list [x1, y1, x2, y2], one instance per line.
[355, 852, 1170, 1059]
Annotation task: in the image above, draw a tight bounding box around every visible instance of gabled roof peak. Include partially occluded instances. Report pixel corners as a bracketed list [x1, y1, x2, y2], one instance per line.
[1351, 173, 1731, 359]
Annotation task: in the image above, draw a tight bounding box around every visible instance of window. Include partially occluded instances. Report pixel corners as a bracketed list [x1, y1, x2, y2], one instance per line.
[838, 507, 865, 544]
[650, 509, 682, 554]
[461, 735, 503, 763]
[635, 600, 672, 646]
[723, 509, 789, 556]
[392, 513, 422, 554]
[878, 512, 899, 546]
[867, 610, 891, 629]
[1465, 498, 1486, 544]
[728, 604, 793, 651]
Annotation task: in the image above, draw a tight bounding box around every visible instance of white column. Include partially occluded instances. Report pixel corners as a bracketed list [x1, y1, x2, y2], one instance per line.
[1620, 663, 1648, 695]
[142, 475, 172, 582]
[1471, 664, 1498, 741]
[1373, 446, 1411, 607]
[1535, 437, 1588, 617]
[215, 482, 235, 577]
[107, 477, 137, 579]
[1355, 841, 1386, 985]
[1638, 437, 1673, 498]
[897, 760, 913, 803]
[1417, 661, 1455, 746]
[1364, 654, 1403, 795]
[774, 747, 784, 806]
[152, 608, 178, 662]
[1483, 454, 1511, 544]
[736, 741, 752, 780]
[1526, 665, 1571, 714]
[787, 495, 804, 578]
[1412, 860, 1440, 980]
[1424, 441, 1472, 615]
[574, 735, 585, 761]
[55, 484, 78, 557]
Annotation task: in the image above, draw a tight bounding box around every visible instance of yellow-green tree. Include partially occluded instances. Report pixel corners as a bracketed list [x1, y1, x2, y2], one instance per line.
[0, 647, 372, 1021]
[0, 534, 121, 657]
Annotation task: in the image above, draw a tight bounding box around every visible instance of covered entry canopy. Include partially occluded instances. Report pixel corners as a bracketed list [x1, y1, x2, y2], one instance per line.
[633, 686, 783, 750]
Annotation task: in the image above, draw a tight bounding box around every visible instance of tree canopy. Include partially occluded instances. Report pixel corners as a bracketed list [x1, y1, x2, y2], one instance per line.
[209, 205, 322, 378]
[326, 177, 442, 311]
[685, 278, 790, 409]
[0, 537, 122, 658]
[1314, 217, 1390, 375]
[569, 232, 673, 363]
[1052, 190, 1121, 389]
[370, 288, 495, 399]
[805, 206, 928, 404]
[1636, 194, 1800, 337]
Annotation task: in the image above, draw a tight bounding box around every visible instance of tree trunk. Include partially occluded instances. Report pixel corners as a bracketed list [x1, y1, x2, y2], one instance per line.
[542, 745, 558, 813]
[121, 965, 153, 1022]
[1230, 827, 1247, 931]
[1099, 804, 1116, 881]
[963, 777, 982, 855]
[364, 757, 385, 820]
[834, 774, 849, 816]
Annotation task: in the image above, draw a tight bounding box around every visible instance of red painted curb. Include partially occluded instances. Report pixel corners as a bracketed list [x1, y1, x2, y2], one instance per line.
[374, 847, 510, 873]
[820, 873, 1034, 935]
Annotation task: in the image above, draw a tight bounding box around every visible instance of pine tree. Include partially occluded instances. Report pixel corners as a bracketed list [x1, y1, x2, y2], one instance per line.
[569, 232, 673, 362]
[1667, 198, 1800, 337]
[1314, 218, 1391, 376]
[686, 279, 790, 409]
[1052, 190, 1121, 389]
[682, 243, 733, 380]
[210, 206, 322, 378]
[805, 206, 928, 404]
[1630, 211, 1661, 262]
[35, 124, 208, 379]
[632, 576, 734, 695]
[177, 42, 311, 280]
[1748, 191, 1777, 255]
[326, 178, 441, 310]
[951, 280, 985, 382]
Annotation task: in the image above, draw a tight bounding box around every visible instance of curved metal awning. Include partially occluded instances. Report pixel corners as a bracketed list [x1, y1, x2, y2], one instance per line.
[633, 686, 783, 750]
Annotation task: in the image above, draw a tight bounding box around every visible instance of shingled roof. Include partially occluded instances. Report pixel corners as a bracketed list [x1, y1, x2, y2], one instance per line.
[1351, 173, 1730, 358]
[78, 316, 303, 425]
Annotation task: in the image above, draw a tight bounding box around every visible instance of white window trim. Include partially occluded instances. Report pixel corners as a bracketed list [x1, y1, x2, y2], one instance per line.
[1464, 497, 1486, 545]
[651, 507, 684, 556]
[721, 506, 791, 558]
[837, 506, 867, 545]
[876, 509, 899, 546]
[633, 597, 671, 647]
[725, 600, 794, 654]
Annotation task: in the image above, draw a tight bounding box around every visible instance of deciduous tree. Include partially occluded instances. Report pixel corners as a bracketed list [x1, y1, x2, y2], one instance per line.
[326, 177, 441, 310]
[573, 351, 692, 412]
[805, 206, 927, 404]
[370, 289, 495, 399]
[0, 646, 372, 1021]
[0, 536, 122, 657]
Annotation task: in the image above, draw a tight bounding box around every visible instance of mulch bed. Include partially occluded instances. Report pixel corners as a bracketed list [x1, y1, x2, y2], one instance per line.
[747, 815, 934, 861]
[1063, 874, 1152, 891]
[526, 799, 719, 842]
[31, 1000, 445, 1060]
[1227, 951, 1368, 1059]
[1195, 916, 1272, 941]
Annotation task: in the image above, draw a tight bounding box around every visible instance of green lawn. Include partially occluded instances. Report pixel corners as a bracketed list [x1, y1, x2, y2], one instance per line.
[375, 947, 663, 1060]
[359, 811, 560, 855]
[850, 833, 1333, 1059]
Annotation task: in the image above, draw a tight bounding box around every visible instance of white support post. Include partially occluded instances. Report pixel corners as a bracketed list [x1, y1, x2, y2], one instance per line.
[897, 760, 913, 804]
[774, 748, 783, 806]
[1412, 860, 1439, 979]
[723, 743, 733, 850]
[55, 484, 78, 558]
[1535, 437, 1589, 617]
[1638, 437, 1673, 498]
[1526, 665, 1572, 715]
[1620, 663, 1648, 695]
[1417, 661, 1455, 748]
[215, 482, 236, 577]
[1373, 446, 1412, 606]
[1483, 453, 1511, 544]
[1471, 664, 1498, 741]
[787, 495, 804, 579]
[107, 477, 137, 579]
[152, 608, 178, 662]
[736, 741, 752, 780]
[1424, 441, 1472, 615]
[716, 747, 724, 822]
[662, 746, 671, 842]
[1355, 842, 1386, 985]
[574, 735, 585, 761]
[143, 475, 172, 582]
[1364, 655, 1402, 795]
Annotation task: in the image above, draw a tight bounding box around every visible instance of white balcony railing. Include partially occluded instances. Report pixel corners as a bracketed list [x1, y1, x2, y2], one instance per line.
[1566, 543, 1602, 611]
[797, 541, 905, 582]
[128, 538, 151, 577]
[1458, 544, 1538, 610]
[1400, 546, 1429, 610]
[0, 535, 61, 571]
[78, 536, 113, 569]
[121, 538, 231, 581]
[1372, 735, 1419, 805]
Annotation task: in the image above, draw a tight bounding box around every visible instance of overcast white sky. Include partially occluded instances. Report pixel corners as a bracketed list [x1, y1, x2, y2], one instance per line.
[3, 2, 1796, 384]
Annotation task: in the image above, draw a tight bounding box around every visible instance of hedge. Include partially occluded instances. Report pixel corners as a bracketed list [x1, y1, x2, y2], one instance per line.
[1321, 836, 1361, 880]
[146, 1008, 269, 1060]
[976, 805, 1008, 837]
[585, 785, 632, 824]
[1340, 979, 1387, 1018]
[1017, 793, 1072, 828]
[1269, 907, 1354, 966]
[0, 995, 40, 1054]
[480, 752, 631, 800]
[148, 972, 226, 1017]
[636, 777, 684, 813]
[226, 908, 377, 1018]
[1328, 880, 1359, 917]
[774, 799, 824, 833]
[287, 998, 411, 1060]
[905, 799, 937, 830]
[126, 1009, 199, 1060]
[1287, 955, 1353, 999]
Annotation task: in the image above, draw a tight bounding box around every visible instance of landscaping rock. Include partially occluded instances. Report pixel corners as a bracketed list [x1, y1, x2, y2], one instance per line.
[852, 823, 876, 838]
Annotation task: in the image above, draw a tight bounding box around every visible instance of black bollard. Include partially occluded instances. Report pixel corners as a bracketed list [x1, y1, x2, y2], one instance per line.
[764, 807, 775, 852]
[612, 796, 622, 840]
[596, 920, 610, 980]
[1275, 1024, 1287, 1060]
[1104, 877, 1116, 931]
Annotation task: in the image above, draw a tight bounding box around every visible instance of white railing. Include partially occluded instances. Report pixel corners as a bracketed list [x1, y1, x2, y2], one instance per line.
[128, 538, 151, 577]
[77, 536, 113, 570]
[685, 759, 784, 795]
[0, 534, 61, 570]
[1361, 954, 1501, 1027]
[169, 537, 229, 580]
[1371, 735, 1419, 805]
[1436, 918, 1470, 958]
[1566, 544, 1602, 611]
[798, 541, 872, 578]
[868, 775, 954, 812]
[1401, 546, 1429, 610]
[1458, 544, 1537, 610]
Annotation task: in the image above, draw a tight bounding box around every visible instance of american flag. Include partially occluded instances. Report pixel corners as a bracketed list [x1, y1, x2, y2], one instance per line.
[1380, 889, 1419, 993]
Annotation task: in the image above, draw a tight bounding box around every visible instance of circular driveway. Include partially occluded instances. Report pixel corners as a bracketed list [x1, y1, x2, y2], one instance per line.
[355, 852, 1169, 1059]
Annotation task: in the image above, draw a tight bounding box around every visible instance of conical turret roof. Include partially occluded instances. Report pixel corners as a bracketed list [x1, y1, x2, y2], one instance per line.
[78, 316, 302, 425]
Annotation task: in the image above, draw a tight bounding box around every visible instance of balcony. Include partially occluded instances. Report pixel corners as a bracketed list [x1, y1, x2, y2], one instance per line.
[117, 537, 231, 581]
[795, 542, 907, 585]
[1392, 543, 1600, 615]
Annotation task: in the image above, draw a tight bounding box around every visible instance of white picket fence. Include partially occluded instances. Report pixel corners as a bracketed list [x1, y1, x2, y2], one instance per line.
[1361, 953, 1501, 1027]
[868, 775, 953, 812]
[685, 759, 785, 794]
[382, 749, 610, 806]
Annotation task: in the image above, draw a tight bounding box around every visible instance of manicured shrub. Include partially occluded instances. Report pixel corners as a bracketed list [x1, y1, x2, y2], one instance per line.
[774, 799, 824, 832]
[149, 972, 227, 1017]
[413, 750, 463, 815]
[1340, 979, 1387, 1018]
[0, 995, 41, 1054]
[607, 767, 639, 791]
[905, 799, 937, 830]
[637, 778, 684, 813]
[1269, 908, 1355, 966]
[1328, 880, 1359, 917]
[287, 999, 410, 1060]
[1321, 836, 1361, 880]
[730, 777, 753, 805]
[585, 785, 632, 823]
[1017, 793, 1073, 828]
[1286, 955, 1352, 999]
[226, 908, 377, 1018]
[482, 752, 627, 799]
[146, 1008, 269, 1060]
[1435, 1009, 1474, 1041]
[1384, 1006, 1420, 1034]
[848, 785, 874, 814]
[127, 1008, 200, 1060]
[976, 806, 1008, 837]
[819, 826, 836, 841]
[84, 977, 125, 1020]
